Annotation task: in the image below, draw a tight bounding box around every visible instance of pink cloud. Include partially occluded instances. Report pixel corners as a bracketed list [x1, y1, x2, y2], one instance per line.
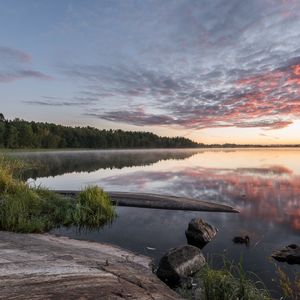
[0, 46, 31, 63]
[0, 70, 52, 83]
[0, 46, 52, 83]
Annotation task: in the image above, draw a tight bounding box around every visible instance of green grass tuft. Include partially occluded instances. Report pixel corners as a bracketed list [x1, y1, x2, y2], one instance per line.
[0, 155, 116, 233]
[178, 259, 271, 300]
[0, 155, 26, 175]
[200, 264, 270, 300]
[73, 186, 116, 227]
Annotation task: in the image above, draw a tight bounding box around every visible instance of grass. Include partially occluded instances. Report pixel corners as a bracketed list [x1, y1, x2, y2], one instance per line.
[0, 155, 27, 177]
[277, 266, 300, 300]
[73, 186, 116, 227]
[178, 259, 271, 300]
[0, 155, 116, 233]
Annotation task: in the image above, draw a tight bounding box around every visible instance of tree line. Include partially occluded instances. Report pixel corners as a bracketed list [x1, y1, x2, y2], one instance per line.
[0, 114, 201, 149]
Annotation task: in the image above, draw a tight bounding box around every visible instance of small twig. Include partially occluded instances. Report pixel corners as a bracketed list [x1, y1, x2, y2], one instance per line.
[253, 235, 264, 248]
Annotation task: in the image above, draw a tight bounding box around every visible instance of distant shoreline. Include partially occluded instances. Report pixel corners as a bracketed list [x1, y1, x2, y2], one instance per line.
[1, 114, 299, 150]
[1, 145, 300, 152]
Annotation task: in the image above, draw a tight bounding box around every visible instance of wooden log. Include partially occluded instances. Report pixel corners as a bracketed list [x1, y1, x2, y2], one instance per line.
[55, 190, 239, 213]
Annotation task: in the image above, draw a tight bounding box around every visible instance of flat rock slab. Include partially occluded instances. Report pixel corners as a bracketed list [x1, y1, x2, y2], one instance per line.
[0, 231, 182, 300]
[56, 191, 239, 213]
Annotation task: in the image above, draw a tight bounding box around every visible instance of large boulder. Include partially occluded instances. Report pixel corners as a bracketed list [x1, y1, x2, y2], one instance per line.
[156, 245, 206, 286]
[185, 218, 218, 248]
[272, 244, 300, 264]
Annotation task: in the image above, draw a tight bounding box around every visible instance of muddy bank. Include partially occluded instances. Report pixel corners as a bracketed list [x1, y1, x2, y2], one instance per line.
[0, 231, 181, 300]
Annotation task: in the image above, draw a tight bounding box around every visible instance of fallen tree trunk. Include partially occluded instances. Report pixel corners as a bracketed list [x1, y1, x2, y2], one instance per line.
[55, 190, 239, 213]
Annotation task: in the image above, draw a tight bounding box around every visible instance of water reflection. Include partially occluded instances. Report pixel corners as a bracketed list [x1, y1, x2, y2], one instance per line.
[11, 149, 200, 179]
[100, 165, 300, 232]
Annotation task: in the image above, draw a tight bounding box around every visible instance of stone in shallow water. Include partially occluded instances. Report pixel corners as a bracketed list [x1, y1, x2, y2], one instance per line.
[185, 218, 218, 248]
[232, 235, 250, 246]
[156, 245, 206, 287]
[272, 244, 300, 264]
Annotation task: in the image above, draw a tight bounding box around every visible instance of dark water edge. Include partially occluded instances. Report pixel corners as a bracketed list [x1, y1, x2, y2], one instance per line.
[52, 206, 298, 299]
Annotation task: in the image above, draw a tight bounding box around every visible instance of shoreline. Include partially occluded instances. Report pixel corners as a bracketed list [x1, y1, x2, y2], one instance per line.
[2, 146, 300, 153]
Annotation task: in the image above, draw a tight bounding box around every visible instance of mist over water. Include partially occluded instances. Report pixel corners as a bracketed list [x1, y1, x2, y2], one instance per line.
[11, 148, 300, 298]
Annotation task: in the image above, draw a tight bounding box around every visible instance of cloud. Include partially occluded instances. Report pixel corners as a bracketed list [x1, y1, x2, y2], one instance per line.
[0, 70, 52, 83]
[0, 46, 31, 63]
[259, 133, 280, 140]
[31, 0, 300, 130]
[235, 120, 293, 130]
[85, 109, 176, 126]
[62, 58, 300, 130]
[25, 95, 98, 107]
[0, 46, 51, 83]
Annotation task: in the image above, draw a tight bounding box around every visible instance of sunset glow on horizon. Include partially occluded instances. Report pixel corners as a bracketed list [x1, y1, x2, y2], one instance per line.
[1, 0, 300, 144]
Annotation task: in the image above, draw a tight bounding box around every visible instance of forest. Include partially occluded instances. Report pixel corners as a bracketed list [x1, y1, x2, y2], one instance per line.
[0, 114, 201, 149]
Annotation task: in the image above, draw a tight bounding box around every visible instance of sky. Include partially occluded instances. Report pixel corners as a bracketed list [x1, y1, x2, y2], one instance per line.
[1, 0, 300, 144]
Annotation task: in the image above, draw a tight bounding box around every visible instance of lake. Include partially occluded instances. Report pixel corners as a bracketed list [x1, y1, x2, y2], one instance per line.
[12, 148, 300, 298]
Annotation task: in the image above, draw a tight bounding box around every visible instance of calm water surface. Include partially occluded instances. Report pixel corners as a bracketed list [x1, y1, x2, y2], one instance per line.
[12, 148, 300, 298]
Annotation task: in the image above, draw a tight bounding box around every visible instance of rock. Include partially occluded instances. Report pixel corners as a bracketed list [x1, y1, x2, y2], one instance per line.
[156, 245, 206, 287]
[272, 244, 300, 264]
[185, 218, 218, 248]
[0, 231, 181, 300]
[233, 235, 250, 246]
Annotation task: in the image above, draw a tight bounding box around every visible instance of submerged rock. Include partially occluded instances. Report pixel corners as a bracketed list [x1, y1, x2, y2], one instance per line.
[156, 245, 206, 287]
[185, 218, 218, 248]
[272, 244, 300, 264]
[233, 235, 250, 246]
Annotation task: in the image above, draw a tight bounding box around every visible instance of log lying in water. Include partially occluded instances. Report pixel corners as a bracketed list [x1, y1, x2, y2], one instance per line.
[55, 190, 239, 213]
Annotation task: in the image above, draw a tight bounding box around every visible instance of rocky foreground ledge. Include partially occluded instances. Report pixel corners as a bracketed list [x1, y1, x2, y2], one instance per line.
[0, 231, 181, 300]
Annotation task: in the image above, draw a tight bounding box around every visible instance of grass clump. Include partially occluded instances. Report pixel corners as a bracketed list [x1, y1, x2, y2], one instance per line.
[0, 155, 116, 233]
[0, 155, 26, 176]
[73, 186, 116, 227]
[0, 156, 26, 193]
[0, 155, 72, 232]
[277, 266, 300, 300]
[200, 264, 270, 300]
[179, 260, 270, 300]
